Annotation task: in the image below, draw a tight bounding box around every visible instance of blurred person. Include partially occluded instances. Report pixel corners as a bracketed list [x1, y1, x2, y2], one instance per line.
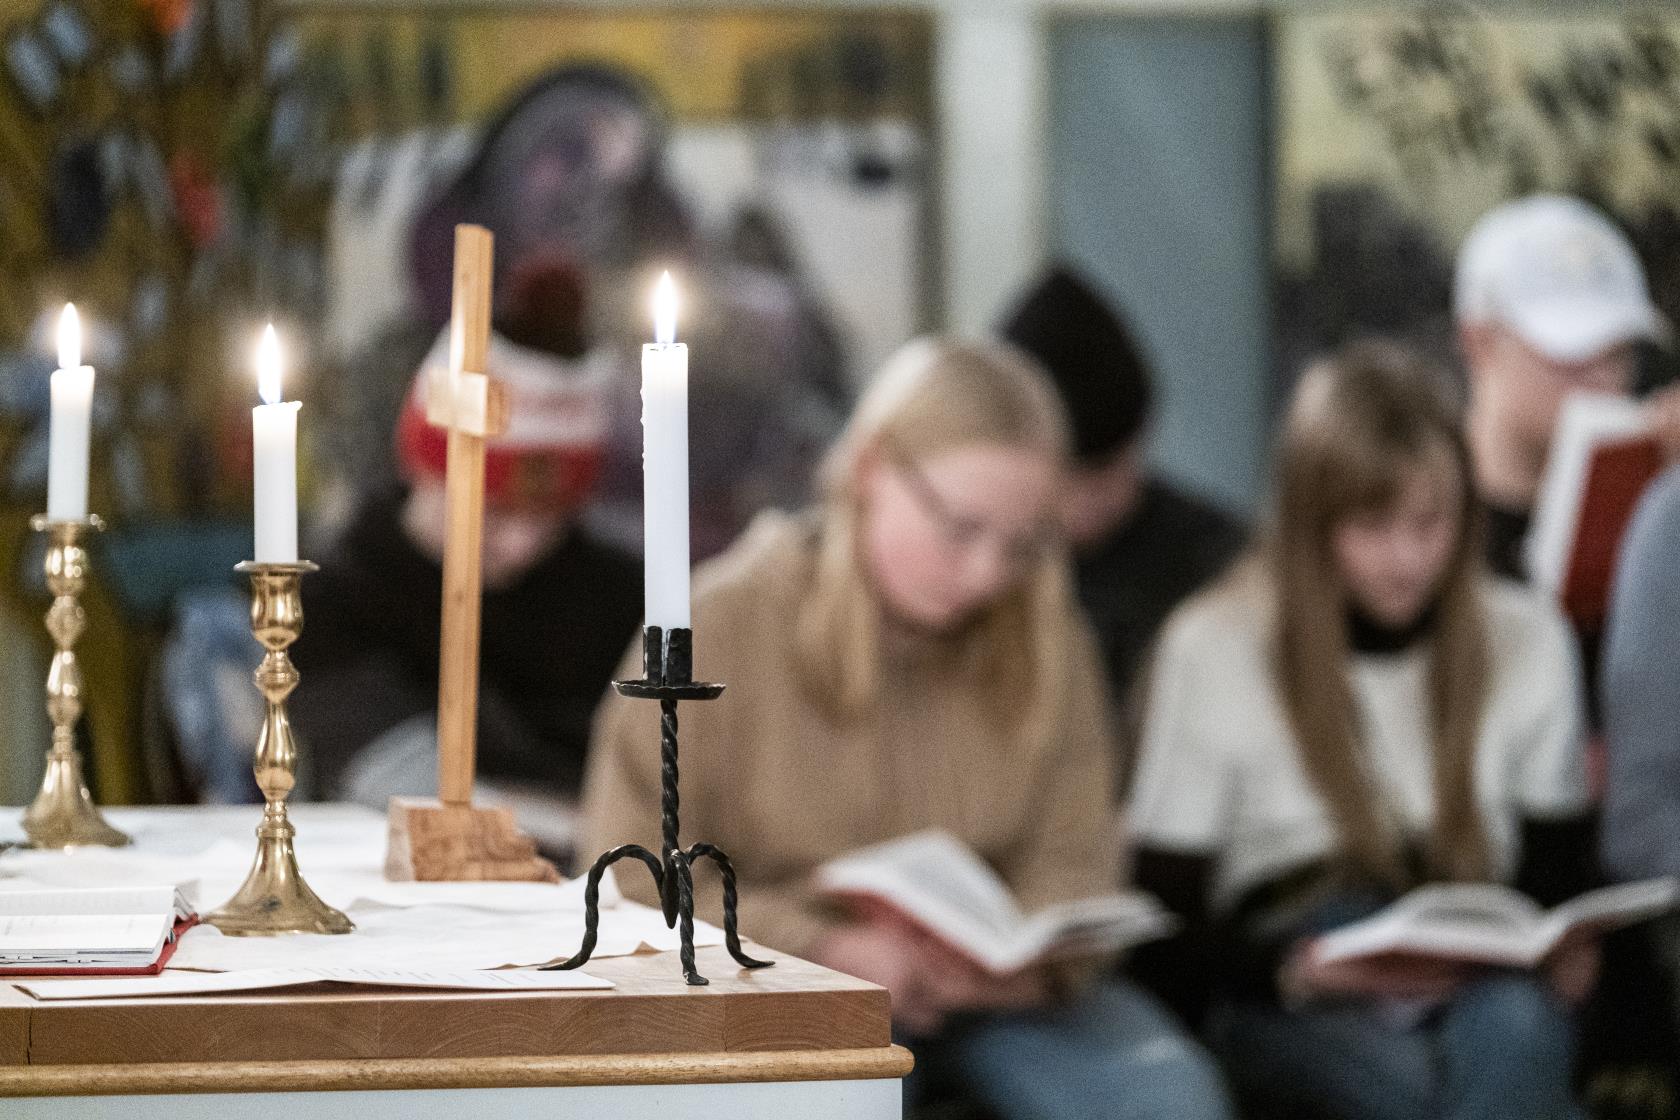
[1130, 341, 1596, 1120]
[582, 338, 1235, 1120]
[290, 259, 641, 807]
[1455, 194, 1674, 581]
[1464, 195, 1680, 1119]
[1001, 265, 1245, 706]
[403, 63, 844, 562]
[1601, 464, 1680, 1032]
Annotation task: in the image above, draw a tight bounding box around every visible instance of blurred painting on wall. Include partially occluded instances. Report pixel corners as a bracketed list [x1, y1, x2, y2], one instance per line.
[295, 8, 934, 392]
[1273, 9, 1680, 391]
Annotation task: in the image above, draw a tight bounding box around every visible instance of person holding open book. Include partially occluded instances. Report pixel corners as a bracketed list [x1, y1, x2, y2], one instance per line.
[582, 337, 1235, 1120]
[1128, 340, 1597, 1120]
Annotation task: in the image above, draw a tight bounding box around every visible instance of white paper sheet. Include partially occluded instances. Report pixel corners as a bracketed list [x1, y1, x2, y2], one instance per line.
[17, 965, 613, 1000]
[166, 898, 722, 972]
[0, 805, 727, 974]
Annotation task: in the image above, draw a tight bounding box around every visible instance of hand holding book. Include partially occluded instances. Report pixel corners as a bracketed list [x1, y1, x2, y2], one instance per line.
[811, 916, 1049, 1036]
[1283, 923, 1604, 1008]
[1280, 940, 1473, 1006]
[1311, 879, 1679, 972]
[808, 830, 1172, 1032]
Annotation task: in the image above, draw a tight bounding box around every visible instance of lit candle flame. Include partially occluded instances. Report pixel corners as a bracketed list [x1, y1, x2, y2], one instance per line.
[257, 324, 283, 406]
[653, 271, 678, 346]
[57, 304, 80, 371]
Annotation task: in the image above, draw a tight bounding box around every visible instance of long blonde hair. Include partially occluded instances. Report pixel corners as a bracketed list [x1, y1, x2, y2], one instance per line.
[1269, 339, 1490, 888]
[797, 336, 1071, 723]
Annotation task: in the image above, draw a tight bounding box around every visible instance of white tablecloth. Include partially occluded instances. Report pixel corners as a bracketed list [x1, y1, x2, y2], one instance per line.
[0, 804, 722, 971]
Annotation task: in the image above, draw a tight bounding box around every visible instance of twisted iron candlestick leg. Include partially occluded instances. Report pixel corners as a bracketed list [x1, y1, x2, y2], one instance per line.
[671, 852, 703, 985]
[545, 844, 664, 971]
[687, 843, 774, 970]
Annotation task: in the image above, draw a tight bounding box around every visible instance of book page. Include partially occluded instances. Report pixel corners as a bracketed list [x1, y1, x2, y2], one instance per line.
[818, 831, 1023, 937]
[816, 831, 1171, 972]
[1394, 883, 1541, 927]
[1547, 878, 1680, 946]
[0, 914, 164, 958]
[1019, 895, 1177, 962]
[0, 886, 182, 918]
[1317, 884, 1549, 967]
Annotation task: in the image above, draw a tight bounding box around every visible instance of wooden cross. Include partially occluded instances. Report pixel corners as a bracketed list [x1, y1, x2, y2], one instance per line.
[384, 224, 557, 882]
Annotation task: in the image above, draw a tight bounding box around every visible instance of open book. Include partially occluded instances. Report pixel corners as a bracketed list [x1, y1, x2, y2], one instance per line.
[815, 831, 1174, 974]
[1316, 878, 1680, 969]
[1526, 392, 1664, 629]
[0, 885, 197, 975]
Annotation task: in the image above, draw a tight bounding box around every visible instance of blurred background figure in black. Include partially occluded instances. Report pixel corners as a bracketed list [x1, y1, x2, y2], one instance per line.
[1002, 266, 1245, 712]
[288, 253, 641, 827]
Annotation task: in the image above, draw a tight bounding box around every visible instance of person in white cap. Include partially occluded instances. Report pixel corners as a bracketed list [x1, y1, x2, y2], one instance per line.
[1455, 194, 1675, 579]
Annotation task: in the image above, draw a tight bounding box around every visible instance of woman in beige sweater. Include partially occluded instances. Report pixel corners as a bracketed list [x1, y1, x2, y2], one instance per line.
[583, 337, 1232, 1119]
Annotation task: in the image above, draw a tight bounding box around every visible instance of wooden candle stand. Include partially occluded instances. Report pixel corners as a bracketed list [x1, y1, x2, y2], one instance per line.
[383, 223, 556, 884]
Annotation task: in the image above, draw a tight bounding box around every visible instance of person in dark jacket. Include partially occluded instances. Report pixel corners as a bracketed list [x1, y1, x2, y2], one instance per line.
[1000, 265, 1244, 709]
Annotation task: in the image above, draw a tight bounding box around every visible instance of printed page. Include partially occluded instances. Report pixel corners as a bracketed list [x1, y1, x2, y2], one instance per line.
[169, 887, 724, 973]
[17, 966, 615, 1000]
[0, 913, 163, 959]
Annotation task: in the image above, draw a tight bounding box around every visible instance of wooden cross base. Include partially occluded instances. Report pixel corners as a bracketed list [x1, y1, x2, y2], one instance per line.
[384, 797, 559, 882]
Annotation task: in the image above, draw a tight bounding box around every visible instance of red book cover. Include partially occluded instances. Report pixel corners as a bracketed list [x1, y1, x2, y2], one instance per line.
[0, 915, 199, 978]
[1562, 436, 1664, 630]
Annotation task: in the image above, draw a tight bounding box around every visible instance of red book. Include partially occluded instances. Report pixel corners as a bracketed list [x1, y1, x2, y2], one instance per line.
[0, 915, 198, 977]
[0, 886, 197, 976]
[1526, 394, 1664, 630]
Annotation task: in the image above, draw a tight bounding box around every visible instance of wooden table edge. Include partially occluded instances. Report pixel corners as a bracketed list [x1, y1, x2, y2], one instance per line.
[0, 1045, 916, 1097]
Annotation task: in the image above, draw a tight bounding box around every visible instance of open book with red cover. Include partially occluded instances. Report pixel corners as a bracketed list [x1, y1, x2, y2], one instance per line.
[0, 885, 198, 976]
[815, 830, 1174, 975]
[1526, 393, 1665, 630]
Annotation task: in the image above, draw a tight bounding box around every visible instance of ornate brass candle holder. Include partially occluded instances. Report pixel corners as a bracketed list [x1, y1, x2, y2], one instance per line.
[206, 561, 352, 936]
[22, 514, 128, 849]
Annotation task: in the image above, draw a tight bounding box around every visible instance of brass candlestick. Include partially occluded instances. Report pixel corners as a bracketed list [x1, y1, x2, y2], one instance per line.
[22, 515, 128, 849]
[206, 561, 352, 936]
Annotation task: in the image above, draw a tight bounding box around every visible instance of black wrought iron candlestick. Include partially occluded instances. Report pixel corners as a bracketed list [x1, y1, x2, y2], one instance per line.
[547, 626, 772, 985]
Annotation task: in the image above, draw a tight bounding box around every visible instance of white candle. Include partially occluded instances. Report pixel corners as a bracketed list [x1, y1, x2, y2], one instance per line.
[642, 272, 691, 631]
[47, 304, 94, 522]
[252, 325, 299, 563]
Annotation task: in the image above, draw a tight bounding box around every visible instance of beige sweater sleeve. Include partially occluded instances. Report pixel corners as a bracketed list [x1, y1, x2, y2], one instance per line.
[579, 634, 838, 960]
[1005, 617, 1123, 911]
[994, 615, 1123, 991]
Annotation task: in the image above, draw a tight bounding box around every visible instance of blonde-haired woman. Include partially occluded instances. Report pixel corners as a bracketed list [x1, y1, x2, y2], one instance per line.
[1129, 340, 1596, 1119]
[583, 337, 1233, 1119]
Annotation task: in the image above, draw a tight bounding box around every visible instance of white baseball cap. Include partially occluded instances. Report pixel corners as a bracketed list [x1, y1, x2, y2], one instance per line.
[1454, 194, 1671, 363]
